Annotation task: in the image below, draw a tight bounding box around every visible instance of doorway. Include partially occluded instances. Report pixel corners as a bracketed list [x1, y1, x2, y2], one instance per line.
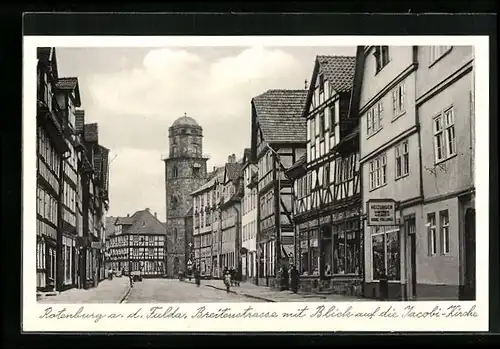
[405, 216, 417, 300]
[464, 208, 476, 300]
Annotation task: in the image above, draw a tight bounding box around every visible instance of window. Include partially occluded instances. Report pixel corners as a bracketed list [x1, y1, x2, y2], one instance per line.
[374, 46, 390, 73]
[329, 104, 336, 132]
[333, 220, 360, 275]
[395, 140, 409, 178]
[371, 227, 400, 280]
[429, 46, 452, 65]
[366, 102, 383, 136]
[433, 107, 456, 163]
[172, 166, 178, 178]
[319, 74, 325, 93]
[310, 117, 316, 139]
[427, 213, 437, 256]
[319, 112, 325, 138]
[440, 210, 450, 254]
[392, 82, 406, 117]
[369, 153, 387, 190]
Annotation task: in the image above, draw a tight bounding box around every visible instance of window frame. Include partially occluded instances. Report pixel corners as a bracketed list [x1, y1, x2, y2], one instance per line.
[369, 153, 387, 191]
[427, 213, 437, 256]
[433, 107, 456, 164]
[366, 101, 383, 137]
[440, 210, 451, 255]
[395, 139, 410, 179]
[374, 46, 390, 73]
[392, 81, 406, 119]
[371, 227, 401, 281]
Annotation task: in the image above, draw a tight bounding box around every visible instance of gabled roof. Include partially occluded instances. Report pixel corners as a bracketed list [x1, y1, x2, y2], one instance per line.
[55, 77, 81, 107]
[316, 55, 356, 93]
[252, 89, 308, 144]
[224, 162, 243, 183]
[126, 209, 166, 236]
[116, 216, 134, 225]
[303, 55, 356, 117]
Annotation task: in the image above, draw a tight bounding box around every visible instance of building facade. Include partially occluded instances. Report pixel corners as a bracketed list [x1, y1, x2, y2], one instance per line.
[250, 89, 308, 287]
[36, 47, 69, 292]
[36, 47, 110, 293]
[219, 157, 244, 273]
[54, 77, 82, 291]
[241, 149, 258, 283]
[163, 115, 208, 277]
[107, 209, 166, 277]
[356, 45, 475, 300]
[415, 45, 475, 300]
[191, 165, 226, 278]
[286, 55, 363, 296]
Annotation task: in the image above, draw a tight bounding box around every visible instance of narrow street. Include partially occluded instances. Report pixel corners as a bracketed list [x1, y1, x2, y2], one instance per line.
[124, 279, 265, 303]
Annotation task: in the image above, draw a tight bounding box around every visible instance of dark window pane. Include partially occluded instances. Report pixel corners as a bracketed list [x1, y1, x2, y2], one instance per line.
[386, 231, 400, 280]
[372, 234, 385, 280]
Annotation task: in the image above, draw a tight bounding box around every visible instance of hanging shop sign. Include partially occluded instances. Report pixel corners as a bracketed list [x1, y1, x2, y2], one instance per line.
[366, 199, 397, 226]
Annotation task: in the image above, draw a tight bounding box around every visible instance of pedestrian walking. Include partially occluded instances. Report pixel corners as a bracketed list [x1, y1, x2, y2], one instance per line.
[290, 265, 299, 293]
[281, 265, 289, 291]
[223, 268, 231, 293]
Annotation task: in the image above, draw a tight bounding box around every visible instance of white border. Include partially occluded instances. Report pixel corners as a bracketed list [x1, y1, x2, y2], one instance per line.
[23, 35, 489, 332]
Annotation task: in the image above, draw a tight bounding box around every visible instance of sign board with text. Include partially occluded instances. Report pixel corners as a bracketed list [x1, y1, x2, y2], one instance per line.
[91, 242, 103, 249]
[366, 199, 396, 226]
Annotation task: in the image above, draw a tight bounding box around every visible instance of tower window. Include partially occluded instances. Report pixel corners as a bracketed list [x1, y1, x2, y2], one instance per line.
[172, 166, 178, 178]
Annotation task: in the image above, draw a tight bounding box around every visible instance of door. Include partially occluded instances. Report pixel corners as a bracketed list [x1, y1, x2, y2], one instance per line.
[464, 208, 476, 300]
[405, 217, 417, 300]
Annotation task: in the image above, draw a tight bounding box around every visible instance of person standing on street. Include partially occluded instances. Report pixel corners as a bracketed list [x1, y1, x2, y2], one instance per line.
[194, 267, 201, 287]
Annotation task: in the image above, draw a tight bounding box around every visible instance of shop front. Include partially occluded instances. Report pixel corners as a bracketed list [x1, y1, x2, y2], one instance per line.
[297, 206, 363, 297]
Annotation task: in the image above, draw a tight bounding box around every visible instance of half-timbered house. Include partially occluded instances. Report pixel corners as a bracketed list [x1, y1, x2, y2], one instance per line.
[285, 55, 363, 296]
[250, 89, 308, 288]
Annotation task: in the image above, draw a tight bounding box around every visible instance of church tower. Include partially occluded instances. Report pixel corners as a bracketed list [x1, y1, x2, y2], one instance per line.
[163, 114, 208, 277]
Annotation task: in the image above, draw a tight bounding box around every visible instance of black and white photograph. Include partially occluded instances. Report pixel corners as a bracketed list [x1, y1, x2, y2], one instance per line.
[23, 34, 489, 332]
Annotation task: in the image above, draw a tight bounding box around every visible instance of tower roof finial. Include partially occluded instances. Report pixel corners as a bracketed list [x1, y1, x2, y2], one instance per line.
[184, 112, 187, 117]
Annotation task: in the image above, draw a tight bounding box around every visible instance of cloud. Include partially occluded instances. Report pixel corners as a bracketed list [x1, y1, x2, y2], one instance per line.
[84, 46, 307, 220]
[87, 46, 301, 124]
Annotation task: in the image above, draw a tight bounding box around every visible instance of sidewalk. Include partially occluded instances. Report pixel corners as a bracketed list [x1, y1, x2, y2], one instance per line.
[183, 279, 370, 302]
[37, 277, 131, 304]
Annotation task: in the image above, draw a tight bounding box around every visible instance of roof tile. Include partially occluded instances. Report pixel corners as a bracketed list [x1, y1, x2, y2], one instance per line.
[253, 89, 308, 143]
[316, 55, 356, 93]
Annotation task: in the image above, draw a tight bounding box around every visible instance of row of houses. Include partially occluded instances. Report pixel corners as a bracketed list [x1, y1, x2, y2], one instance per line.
[36, 47, 111, 292]
[168, 45, 475, 301]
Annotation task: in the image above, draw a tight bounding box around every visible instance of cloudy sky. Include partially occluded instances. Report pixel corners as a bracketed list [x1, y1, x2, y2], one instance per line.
[56, 45, 356, 221]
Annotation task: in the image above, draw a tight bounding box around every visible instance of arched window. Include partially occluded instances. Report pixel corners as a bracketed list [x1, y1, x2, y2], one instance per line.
[172, 166, 178, 178]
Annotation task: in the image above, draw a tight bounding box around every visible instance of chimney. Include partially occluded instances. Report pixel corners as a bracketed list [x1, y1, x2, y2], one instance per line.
[127, 213, 130, 217]
[146, 208, 150, 212]
[213, 166, 217, 172]
[228, 154, 236, 164]
[154, 212, 157, 218]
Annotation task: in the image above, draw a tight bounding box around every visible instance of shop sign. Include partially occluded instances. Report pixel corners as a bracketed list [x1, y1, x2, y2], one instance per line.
[366, 199, 396, 226]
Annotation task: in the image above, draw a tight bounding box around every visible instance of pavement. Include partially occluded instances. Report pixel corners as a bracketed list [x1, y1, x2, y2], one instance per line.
[180, 279, 370, 302]
[123, 278, 265, 303]
[36, 277, 370, 304]
[37, 277, 131, 304]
